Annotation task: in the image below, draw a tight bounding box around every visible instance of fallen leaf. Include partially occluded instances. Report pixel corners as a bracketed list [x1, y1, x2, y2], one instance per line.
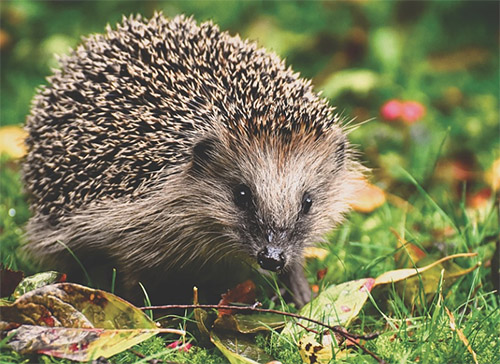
[303, 247, 329, 261]
[218, 280, 256, 316]
[350, 180, 386, 213]
[0, 283, 182, 361]
[298, 333, 336, 364]
[0, 126, 27, 159]
[298, 330, 356, 364]
[211, 330, 275, 364]
[282, 279, 374, 338]
[374, 252, 478, 286]
[5, 325, 178, 361]
[214, 313, 284, 334]
[194, 306, 212, 340]
[12, 271, 66, 299]
[1, 283, 156, 329]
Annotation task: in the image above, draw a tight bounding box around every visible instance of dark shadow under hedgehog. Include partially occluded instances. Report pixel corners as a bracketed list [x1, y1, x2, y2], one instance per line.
[23, 13, 364, 307]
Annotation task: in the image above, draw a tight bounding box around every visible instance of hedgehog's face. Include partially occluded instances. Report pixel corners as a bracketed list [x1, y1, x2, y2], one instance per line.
[190, 131, 360, 272]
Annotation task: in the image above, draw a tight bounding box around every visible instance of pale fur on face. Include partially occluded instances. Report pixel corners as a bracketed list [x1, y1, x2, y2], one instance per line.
[182, 123, 364, 270]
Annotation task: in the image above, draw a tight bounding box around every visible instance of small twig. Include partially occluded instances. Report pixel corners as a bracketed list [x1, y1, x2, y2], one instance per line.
[140, 303, 385, 363]
[296, 321, 320, 334]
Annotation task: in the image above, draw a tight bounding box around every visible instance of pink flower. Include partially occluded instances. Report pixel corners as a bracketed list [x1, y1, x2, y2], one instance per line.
[380, 99, 426, 124]
[380, 99, 403, 121]
[401, 101, 426, 123]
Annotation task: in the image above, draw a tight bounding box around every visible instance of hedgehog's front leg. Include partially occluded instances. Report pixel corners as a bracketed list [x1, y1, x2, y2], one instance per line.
[280, 262, 311, 308]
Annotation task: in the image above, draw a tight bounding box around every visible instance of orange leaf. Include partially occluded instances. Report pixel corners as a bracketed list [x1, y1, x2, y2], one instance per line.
[350, 180, 386, 213]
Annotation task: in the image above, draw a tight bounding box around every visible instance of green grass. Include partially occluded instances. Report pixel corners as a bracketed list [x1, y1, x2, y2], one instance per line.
[1, 0, 499, 363]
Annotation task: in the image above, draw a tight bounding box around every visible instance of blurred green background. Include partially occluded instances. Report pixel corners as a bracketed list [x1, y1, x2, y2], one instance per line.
[2, 1, 498, 169]
[1, 0, 499, 274]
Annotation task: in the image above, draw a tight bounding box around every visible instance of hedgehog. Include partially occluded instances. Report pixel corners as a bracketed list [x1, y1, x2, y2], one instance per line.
[23, 13, 363, 307]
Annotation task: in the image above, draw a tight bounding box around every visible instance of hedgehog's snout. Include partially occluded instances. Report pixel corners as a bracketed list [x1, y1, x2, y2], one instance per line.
[257, 246, 286, 272]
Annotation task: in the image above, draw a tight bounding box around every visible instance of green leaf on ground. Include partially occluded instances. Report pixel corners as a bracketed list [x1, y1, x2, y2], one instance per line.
[214, 313, 285, 334]
[282, 278, 374, 338]
[210, 330, 275, 364]
[12, 271, 66, 299]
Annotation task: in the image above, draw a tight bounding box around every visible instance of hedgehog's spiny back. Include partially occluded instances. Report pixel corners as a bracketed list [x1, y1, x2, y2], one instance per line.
[24, 13, 336, 221]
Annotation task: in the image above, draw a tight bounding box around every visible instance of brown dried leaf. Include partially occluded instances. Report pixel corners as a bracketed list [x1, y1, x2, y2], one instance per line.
[444, 306, 478, 364]
[218, 280, 256, 316]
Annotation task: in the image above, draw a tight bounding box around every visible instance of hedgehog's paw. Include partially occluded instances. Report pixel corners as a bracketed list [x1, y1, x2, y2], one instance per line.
[280, 262, 311, 308]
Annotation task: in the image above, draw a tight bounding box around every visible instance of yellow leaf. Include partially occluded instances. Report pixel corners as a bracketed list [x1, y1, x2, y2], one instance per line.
[298, 333, 335, 364]
[350, 180, 386, 213]
[374, 253, 478, 286]
[303, 247, 329, 261]
[0, 125, 27, 159]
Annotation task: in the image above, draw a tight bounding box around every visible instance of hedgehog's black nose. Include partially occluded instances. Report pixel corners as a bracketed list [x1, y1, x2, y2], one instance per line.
[258, 246, 285, 272]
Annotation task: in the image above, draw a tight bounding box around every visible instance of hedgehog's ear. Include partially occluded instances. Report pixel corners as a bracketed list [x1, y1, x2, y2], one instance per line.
[191, 137, 217, 173]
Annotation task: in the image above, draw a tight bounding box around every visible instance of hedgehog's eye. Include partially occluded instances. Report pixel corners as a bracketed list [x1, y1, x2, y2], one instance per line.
[234, 184, 252, 209]
[301, 193, 313, 214]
